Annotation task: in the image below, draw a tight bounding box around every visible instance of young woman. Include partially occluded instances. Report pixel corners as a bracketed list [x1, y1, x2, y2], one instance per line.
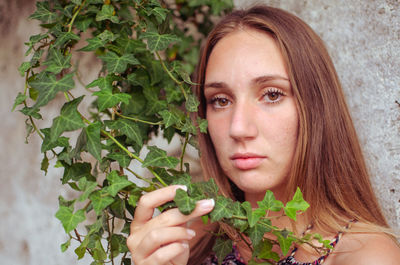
[127, 5, 400, 265]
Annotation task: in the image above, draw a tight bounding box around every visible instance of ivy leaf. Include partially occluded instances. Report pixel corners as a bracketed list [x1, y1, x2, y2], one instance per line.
[257, 190, 284, 212]
[158, 109, 180, 128]
[242, 201, 266, 228]
[210, 196, 233, 222]
[93, 89, 131, 111]
[40, 128, 69, 152]
[198, 178, 219, 199]
[185, 94, 200, 112]
[106, 151, 132, 168]
[212, 237, 232, 265]
[77, 178, 98, 202]
[75, 17, 92, 31]
[50, 96, 86, 142]
[116, 36, 147, 54]
[61, 238, 71, 253]
[105, 170, 132, 196]
[43, 48, 72, 74]
[85, 121, 102, 161]
[79, 37, 107, 51]
[139, 31, 180, 51]
[254, 239, 280, 262]
[99, 51, 139, 73]
[89, 190, 114, 215]
[143, 87, 167, 115]
[142, 146, 179, 168]
[55, 206, 86, 233]
[284, 187, 310, 221]
[247, 223, 269, 247]
[87, 74, 117, 91]
[150, 140, 172, 165]
[148, 7, 169, 24]
[96, 4, 119, 23]
[197, 117, 208, 133]
[12, 93, 27, 111]
[105, 119, 142, 147]
[18, 62, 31, 77]
[29, 73, 75, 111]
[41, 153, 49, 175]
[174, 188, 196, 215]
[29, 2, 57, 23]
[62, 162, 92, 184]
[93, 239, 107, 260]
[231, 201, 248, 232]
[53, 31, 80, 47]
[273, 230, 294, 255]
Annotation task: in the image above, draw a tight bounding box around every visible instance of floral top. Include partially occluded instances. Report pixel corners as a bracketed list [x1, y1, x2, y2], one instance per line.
[202, 228, 344, 265]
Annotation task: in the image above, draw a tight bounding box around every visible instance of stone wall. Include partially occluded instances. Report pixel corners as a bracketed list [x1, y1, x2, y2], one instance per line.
[0, 0, 398, 264]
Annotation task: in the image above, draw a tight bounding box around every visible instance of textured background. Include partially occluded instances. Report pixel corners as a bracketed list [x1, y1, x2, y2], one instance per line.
[0, 0, 399, 264]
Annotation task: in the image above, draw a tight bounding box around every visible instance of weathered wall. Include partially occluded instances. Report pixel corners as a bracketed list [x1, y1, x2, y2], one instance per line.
[0, 0, 399, 264]
[235, 0, 400, 228]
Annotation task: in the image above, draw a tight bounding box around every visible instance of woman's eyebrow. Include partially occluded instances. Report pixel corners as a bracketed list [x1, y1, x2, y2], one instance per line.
[204, 81, 228, 89]
[252, 75, 289, 85]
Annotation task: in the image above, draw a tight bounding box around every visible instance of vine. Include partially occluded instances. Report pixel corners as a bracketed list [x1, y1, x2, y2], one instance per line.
[14, 1, 331, 264]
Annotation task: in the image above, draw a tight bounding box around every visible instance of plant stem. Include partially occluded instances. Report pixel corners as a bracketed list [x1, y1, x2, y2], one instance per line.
[179, 132, 189, 171]
[68, 0, 86, 32]
[155, 51, 188, 100]
[115, 112, 163, 125]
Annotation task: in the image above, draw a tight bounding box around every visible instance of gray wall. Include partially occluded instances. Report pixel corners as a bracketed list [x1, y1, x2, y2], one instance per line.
[0, 0, 399, 264]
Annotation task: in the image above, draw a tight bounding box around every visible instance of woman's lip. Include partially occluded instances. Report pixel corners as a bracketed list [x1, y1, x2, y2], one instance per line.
[230, 153, 266, 170]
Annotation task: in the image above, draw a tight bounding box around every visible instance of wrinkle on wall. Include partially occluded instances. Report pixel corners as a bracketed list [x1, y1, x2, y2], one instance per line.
[0, 0, 399, 264]
[235, 0, 400, 229]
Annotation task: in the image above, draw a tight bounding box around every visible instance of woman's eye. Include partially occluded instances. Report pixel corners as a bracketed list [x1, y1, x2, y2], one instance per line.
[210, 97, 231, 108]
[263, 89, 284, 103]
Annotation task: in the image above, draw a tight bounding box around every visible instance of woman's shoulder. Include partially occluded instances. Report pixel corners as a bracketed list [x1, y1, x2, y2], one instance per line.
[331, 232, 400, 265]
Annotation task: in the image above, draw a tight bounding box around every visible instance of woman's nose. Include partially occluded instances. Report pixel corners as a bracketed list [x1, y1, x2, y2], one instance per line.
[229, 102, 258, 141]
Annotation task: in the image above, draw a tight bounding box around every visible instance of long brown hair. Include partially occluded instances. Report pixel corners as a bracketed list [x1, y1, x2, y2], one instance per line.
[191, 4, 391, 263]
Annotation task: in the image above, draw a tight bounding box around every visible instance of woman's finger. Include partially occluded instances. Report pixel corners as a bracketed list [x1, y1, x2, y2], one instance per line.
[133, 185, 187, 224]
[141, 241, 190, 265]
[148, 198, 215, 227]
[135, 226, 196, 260]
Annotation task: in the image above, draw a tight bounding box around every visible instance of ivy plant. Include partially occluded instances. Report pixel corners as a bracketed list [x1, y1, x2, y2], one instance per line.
[15, 1, 331, 264]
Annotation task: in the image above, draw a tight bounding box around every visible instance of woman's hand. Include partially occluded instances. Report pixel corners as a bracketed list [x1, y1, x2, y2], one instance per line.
[127, 185, 215, 265]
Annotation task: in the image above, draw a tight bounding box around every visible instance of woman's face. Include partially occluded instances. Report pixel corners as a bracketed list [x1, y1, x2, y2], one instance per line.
[204, 29, 298, 202]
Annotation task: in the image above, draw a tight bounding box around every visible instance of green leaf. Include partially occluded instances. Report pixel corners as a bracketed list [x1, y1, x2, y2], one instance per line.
[143, 87, 167, 115]
[12, 93, 27, 111]
[99, 51, 139, 73]
[61, 238, 71, 252]
[29, 73, 75, 111]
[50, 96, 86, 142]
[139, 31, 180, 51]
[30, 2, 57, 23]
[273, 230, 294, 255]
[105, 170, 132, 196]
[247, 223, 269, 247]
[74, 236, 89, 259]
[242, 201, 265, 228]
[55, 206, 86, 233]
[142, 145, 179, 168]
[284, 187, 310, 220]
[106, 151, 132, 168]
[174, 188, 196, 215]
[43, 48, 72, 74]
[41, 128, 69, 152]
[85, 121, 102, 161]
[53, 31, 80, 47]
[210, 196, 233, 222]
[231, 201, 248, 232]
[254, 239, 280, 262]
[89, 190, 114, 215]
[116, 36, 147, 54]
[212, 237, 232, 265]
[93, 239, 107, 261]
[79, 37, 107, 51]
[93, 89, 131, 111]
[257, 190, 284, 212]
[158, 109, 179, 128]
[75, 17, 92, 32]
[41, 153, 49, 175]
[198, 178, 219, 198]
[77, 178, 98, 202]
[185, 94, 200, 112]
[18, 62, 31, 77]
[105, 119, 142, 147]
[87, 74, 117, 91]
[96, 4, 119, 23]
[62, 162, 92, 184]
[197, 117, 208, 133]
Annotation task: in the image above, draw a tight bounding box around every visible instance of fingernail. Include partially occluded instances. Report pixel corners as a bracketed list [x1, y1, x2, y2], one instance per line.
[187, 229, 196, 238]
[175, 185, 188, 192]
[182, 242, 189, 249]
[198, 199, 215, 211]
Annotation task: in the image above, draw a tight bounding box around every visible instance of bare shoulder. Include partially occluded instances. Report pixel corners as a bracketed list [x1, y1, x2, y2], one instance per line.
[331, 232, 400, 265]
